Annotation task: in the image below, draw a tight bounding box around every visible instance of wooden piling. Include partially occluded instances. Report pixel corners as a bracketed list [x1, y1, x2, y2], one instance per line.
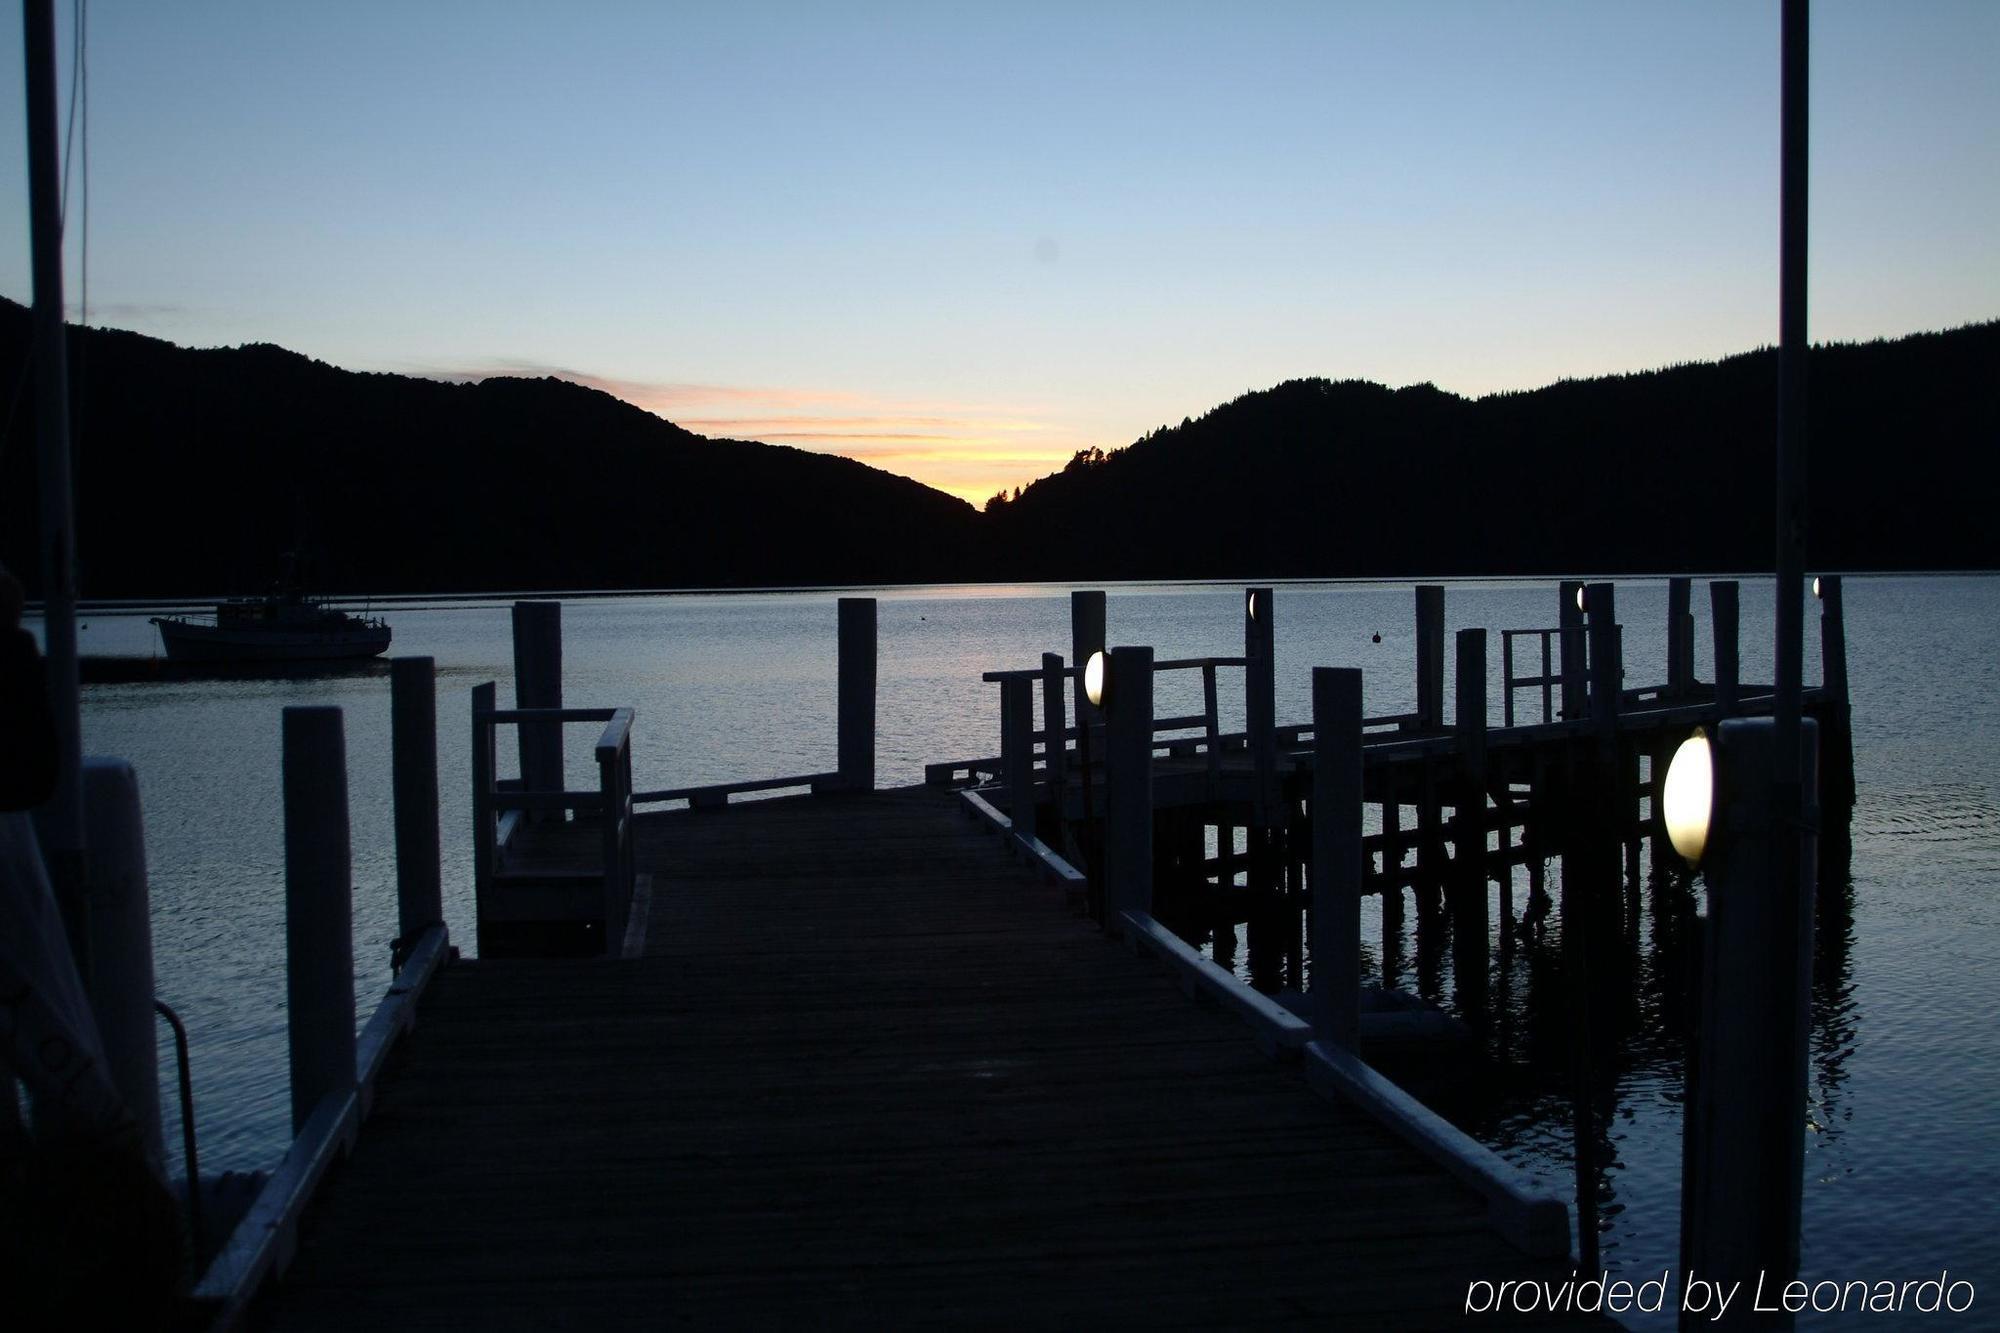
[282, 706, 358, 1137]
[390, 657, 443, 947]
[1586, 582, 1620, 735]
[1682, 716, 1820, 1323]
[1453, 629, 1490, 1009]
[1070, 590, 1107, 732]
[1103, 646, 1154, 930]
[1667, 576, 1693, 697]
[1414, 585, 1445, 731]
[1559, 580, 1587, 721]
[1711, 581, 1740, 713]
[1818, 576, 1856, 812]
[1001, 675, 1037, 846]
[837, 597, 878, 793]
[1310, 668, 1363, 1050]
[511, 601, 563, 814]
[1040, 652, 1068, 798]
[1246, 587, 1279, 824]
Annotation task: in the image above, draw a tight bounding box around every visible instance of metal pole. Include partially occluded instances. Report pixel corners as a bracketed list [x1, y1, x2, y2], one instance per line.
[22, 0, 88, 976]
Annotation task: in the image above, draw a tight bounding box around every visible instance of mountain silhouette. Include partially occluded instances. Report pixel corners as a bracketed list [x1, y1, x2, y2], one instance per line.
[1, 299, 1993, 597]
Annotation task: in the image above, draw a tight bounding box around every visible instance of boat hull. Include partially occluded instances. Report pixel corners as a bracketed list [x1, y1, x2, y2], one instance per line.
[152, 619, 392, 662]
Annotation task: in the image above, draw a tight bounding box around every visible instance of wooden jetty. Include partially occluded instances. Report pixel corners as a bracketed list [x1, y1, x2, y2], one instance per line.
[259, 788, 1610, 1329]
[162, 578, 1856, 1330]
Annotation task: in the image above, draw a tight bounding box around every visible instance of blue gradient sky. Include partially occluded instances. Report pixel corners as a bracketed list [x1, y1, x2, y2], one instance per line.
[2, 2, 1994, 504]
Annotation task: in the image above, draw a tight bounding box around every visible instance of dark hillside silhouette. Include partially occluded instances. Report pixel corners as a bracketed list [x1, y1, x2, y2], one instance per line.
[0, 301, 985, 595]
[985, 322, 2000, 580]
[1, 299, 1993, 597]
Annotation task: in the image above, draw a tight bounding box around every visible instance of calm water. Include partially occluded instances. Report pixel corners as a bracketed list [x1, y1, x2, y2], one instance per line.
[48, 575, 2000, 1320]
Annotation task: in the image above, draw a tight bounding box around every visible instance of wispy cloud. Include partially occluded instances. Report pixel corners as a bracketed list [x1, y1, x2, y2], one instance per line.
[406, 359, 1084, 504]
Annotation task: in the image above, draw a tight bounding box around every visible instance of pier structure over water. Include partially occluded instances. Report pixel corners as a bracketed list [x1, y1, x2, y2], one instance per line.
[160, 577, 1851, 1329]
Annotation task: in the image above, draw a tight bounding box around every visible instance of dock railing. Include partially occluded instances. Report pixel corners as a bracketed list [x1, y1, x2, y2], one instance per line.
[471, 683, 637, 950]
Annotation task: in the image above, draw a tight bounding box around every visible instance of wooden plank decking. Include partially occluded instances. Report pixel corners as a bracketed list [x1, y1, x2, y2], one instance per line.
[264, 788, 1612, 1329]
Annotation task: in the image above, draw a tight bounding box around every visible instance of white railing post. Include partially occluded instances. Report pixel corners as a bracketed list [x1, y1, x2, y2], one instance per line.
[80, 757, 164, 1171]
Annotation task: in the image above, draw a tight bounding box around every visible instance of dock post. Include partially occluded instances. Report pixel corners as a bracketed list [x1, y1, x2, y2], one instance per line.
[1070, 590, 1107, 730]
[1711, 581, 1740, 713]
[1452, 630, 1490, 1008]
[1001, 675, 1037, 846]
[1682, 716, 1819, 1326]
[1310, 667, 1363, 1050]
[1245, 588, 1279, 824]
[80, 758, 164, 1171]
[282, 707, 357, 1137]
[1103, 646, 1154, 931]
[1586, 583, 1620, 734]
[1817, 576, 1855, 814]
[391, 657, 443, 954]
[1414, 585, 1444, 731]
[511, 601, 563, 817]
[1559, 581, 1587, 720]
[1667, 577, 1693, 697]
[837, 597, 878, 792]
[1040, 652, 1068, 797]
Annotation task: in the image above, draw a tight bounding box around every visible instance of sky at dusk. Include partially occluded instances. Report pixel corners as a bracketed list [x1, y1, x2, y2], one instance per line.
[1, 1, 1994, 506]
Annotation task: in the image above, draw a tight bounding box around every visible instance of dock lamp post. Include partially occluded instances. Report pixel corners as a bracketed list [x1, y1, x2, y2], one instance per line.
[1099, 647, 1154, 932]
[1666, 717, 1819, 1330]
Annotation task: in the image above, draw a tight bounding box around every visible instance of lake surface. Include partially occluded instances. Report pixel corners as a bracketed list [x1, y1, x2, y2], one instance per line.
[47, 575, 2000, 1322]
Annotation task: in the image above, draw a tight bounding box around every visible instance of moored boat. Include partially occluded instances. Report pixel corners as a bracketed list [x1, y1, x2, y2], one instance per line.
[150, 591, 391, 662]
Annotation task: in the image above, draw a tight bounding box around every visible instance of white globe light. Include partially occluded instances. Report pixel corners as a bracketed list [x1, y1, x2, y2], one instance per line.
[1575, 586, 1586, 612]
[1663, 728, 1715, 865]
[1247, 591, 1258, 621]
[1812, 576, 1822, 599]
[1084, 650, 1109, 709]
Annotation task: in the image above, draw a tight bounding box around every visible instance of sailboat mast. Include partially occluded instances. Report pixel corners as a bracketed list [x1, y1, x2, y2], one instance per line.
[22, 0, 89, 971]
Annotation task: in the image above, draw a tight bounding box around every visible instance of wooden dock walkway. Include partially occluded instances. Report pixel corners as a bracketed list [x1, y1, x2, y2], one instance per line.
[264, 788, 1610, 1329]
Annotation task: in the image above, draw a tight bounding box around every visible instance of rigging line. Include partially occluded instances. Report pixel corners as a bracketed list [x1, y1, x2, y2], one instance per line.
[59, 0, 80, 229]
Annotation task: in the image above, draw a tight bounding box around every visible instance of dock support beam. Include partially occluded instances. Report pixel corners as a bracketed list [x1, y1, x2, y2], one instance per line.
[1310, 668, 1363, 1050]
[282, 707, 358, 1138]
[837, 597, 877, 793]
[1414, 586, 1444, 731]
[1711, 581, 1740, 714]
[391, 657, 443, 952]
[1586, 582, 1620, 735]
[80, 759, 164, 1171]
[1103, 646, 1154, 930]
[511, 601, 563, 815]
[1817, 576, 1855, 814]
[1245, 587, 1278, 824]
[1682, 717, 1819, 1329]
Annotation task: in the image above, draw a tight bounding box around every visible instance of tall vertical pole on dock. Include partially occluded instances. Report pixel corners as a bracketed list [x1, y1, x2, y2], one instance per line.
[1103, 646, 1154, 931]
[1070, 590, 1106, 736]
[837, 597, 877, 792]
[1558, 580, 1586, 722]
[1710, 581, 1740, 713]
[1040, 652, 1068, 797]
[1414, 586, 1444, 731]
[1310, 668, 1363, 1050]
[1245, 588, 1278, 826]
[22, 0, 87, 976]
[391, 657, 443, 952]
[511, 601, 563, 815]
[282, 707, 357, 1137]
[1586, 582, 1620, 735]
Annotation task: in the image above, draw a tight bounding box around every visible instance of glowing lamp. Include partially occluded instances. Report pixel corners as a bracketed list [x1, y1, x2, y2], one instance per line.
[1084, 650, 1109, 709]
[1812, 576, 1822, 599]
[1662, 727, 1715, 866]
[1247, 590, 1259, 622]
[1575, 586, 1586, 613]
